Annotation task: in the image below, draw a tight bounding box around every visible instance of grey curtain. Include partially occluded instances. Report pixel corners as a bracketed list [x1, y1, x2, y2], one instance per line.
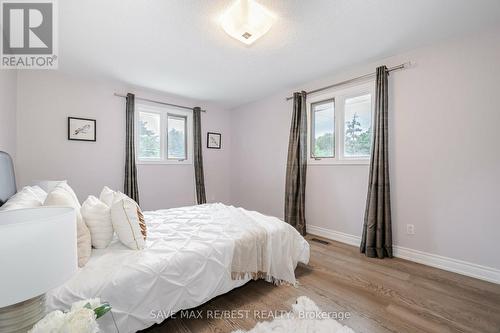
[124, 93, 140, 204]
[360, 66, 392, 258]
[193, 107, 206, 204]
[284, 91, 307, 235]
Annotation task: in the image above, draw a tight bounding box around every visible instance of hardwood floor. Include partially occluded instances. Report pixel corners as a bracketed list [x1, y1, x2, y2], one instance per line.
[144, 235, 500, 333]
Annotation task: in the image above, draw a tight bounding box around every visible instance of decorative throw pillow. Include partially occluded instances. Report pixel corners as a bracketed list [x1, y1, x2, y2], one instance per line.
[81, 196, 114, 249]
[44, 183, 91, 267]
[0, 186, 47, 211]
[110, 193, 147, 250]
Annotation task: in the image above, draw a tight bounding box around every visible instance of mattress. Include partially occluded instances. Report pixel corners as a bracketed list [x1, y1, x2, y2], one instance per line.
[46, 203, 310, 333]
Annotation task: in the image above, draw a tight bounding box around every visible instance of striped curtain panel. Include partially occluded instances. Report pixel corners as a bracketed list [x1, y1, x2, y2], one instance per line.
[284, 91, 307, 236]
[360, 66, 393, 258]
[193, 107, 206, 204]
[124, 93, 140, 204]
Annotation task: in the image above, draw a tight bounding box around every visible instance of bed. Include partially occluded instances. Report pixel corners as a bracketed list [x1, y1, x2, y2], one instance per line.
[0, 152, 309, 333]
[46, 204, 309, 332]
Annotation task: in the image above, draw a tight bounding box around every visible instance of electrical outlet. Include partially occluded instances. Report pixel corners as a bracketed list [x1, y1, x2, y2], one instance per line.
[406, 224, 415, 235]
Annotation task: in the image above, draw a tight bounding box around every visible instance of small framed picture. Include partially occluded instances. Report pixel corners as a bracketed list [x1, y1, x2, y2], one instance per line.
[68, 117, 96, 142]
[207, 132, 221, 149]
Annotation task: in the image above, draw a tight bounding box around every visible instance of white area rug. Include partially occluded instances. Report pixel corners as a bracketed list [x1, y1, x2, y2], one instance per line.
[233, 296, 355, 333]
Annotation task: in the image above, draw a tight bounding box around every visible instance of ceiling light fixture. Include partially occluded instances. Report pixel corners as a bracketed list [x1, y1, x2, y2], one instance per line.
[220, 0, 276, 45]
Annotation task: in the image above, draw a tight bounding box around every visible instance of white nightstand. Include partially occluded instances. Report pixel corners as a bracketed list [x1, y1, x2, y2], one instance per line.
[0, 207, 78, 333]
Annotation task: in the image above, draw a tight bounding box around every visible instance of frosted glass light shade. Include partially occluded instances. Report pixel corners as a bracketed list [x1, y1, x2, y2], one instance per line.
[220, 0, 276, 45]
[0, 207, 77, 307]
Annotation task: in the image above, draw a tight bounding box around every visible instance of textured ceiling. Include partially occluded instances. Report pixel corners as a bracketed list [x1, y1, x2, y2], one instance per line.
[58, 0, 500, 108]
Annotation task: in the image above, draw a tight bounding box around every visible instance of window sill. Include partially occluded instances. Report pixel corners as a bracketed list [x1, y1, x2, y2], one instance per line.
[137, 160, 192, 165]
[308, 159, 370, 166]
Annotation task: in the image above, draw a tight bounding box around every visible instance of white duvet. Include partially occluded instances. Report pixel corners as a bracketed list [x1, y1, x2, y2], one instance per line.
[46, 203, 310, 333]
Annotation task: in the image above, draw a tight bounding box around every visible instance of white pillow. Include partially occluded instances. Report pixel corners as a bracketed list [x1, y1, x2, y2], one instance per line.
[81, 196, 113, 249]
[34, 180, 67, 193]
[0, 186, 47, 211]
[110, 193, 147, 250]
[99, 186, 126, 207]
[58, 182, 82, 208]
[99, 186, 114, 207]
[29, 185, 48, 203]
[44, 183, 91, 267]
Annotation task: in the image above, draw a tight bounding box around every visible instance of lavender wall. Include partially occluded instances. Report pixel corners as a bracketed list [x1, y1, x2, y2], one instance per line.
[0, 71, 17, 159]
[16, 71, 232, 210]
[230, 29, 500, 270]
[9, 27, 500, 274]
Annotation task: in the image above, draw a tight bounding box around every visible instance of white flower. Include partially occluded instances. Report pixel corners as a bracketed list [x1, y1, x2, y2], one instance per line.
[60, 308, 99, 333]
[29, 310, 67, 333]
[71, 298, 102, 311]
[30, 299, 104, 333]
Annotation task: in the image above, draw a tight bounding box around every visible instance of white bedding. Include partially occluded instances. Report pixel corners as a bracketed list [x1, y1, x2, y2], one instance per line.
[46, 203, 310, 333]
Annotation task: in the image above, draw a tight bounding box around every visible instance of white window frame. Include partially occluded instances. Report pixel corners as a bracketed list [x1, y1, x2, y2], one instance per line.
[307, 81, 375, 165]
[135, 102, 193, 165]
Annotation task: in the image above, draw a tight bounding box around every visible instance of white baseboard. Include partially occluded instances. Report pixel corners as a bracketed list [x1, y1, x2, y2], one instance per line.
[307, 225, 500, 284]
[308, 225, 361, 247]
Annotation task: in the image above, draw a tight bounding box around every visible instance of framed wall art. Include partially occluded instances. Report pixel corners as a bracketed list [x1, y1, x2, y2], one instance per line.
[68, 117, 96, 142]
[207, 132, 221, 149]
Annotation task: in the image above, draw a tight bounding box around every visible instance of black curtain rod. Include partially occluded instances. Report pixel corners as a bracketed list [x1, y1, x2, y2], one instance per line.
[285, 62, 411, 100]
[114, 93, 207, 112]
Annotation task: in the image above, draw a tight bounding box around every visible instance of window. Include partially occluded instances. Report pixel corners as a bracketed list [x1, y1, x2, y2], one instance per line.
[166, 115, 187, 160]
[308, 82, 374, 164]
[311, 99, 335, 158]
[136, 103, 193, 164]
[138, 112, 161, 159]
[344, 94, 372, 158]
